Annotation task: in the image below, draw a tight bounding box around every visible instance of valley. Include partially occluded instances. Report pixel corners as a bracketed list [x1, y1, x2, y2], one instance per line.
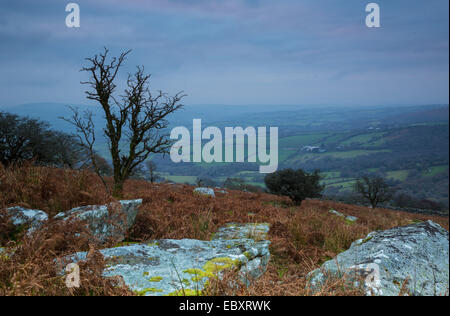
[3, 102, 449, 210]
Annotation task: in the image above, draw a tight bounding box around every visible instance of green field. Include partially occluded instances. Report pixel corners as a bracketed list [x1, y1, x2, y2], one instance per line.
[321, 171, 341, 179]
[423, 165, 449, 177]
[386, 170, 410, 181]
[340, 132, 386, 147]
[320, 133, 349, 144]
[278, 133, 329, 162]
[279, 133, 329, 147]
[277, 129, 394, 165]
[157, 173, 197, 184]
[286, 149, 391, 164]
[325, 179, 357, 191]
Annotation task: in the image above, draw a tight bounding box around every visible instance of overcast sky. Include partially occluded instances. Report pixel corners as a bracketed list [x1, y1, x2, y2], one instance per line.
[0, 0, 448, 107]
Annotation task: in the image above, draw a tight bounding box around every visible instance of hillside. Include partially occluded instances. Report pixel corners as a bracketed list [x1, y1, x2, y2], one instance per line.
[3, 103, 448, 209]
[1, 165, 448, 296]
[153, 105, 449, 209]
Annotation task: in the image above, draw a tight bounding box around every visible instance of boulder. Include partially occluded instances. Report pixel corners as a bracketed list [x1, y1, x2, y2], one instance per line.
[193, 187, 215, 198]
[329, 209, 344, 217]
[345, 215, 358, 223]
[307, 220, 449, 296]
[54, 199, 142, 244]
[0, 247, 7, 261]
[212, 223, 270, 284]
[0, 247, 12, 260]
[66, 223, 271, 296]
[329, 209, 358, 223]
[5, 206, 49, 233]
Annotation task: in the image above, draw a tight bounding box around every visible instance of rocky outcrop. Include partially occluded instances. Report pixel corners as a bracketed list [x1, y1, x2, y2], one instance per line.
[67, 223, 271, 296]
[5, 206, 49, 233]
[54, 199, 142, 244]
[193, 187, 215, 198]
[3, 200, 142, 243]
[212, 223, 270, 284]
[308, 220, 449, 296]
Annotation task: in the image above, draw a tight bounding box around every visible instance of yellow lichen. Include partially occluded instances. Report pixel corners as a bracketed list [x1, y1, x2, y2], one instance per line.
[148, 276, 163, 282]
[134, 287, 163, 296]
[203, 257, 239, 274]
[183, 268, 214, 280]
[182, 257, 239, 285]
[113, 241, 138, 248]
[166, 289, 202, 296]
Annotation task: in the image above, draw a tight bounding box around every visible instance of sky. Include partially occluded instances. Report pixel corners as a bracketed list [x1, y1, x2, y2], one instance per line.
[0, 0, 448, 107]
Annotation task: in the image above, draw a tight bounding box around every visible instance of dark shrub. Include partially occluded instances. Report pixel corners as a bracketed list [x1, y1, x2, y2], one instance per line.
[264, 169, 323, 205]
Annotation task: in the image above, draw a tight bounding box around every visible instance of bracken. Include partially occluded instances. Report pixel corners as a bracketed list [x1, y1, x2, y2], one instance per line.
[0, 164, 448, 296]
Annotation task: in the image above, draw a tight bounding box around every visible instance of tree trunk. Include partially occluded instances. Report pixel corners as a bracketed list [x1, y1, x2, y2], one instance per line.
[113, 178, 124, 198]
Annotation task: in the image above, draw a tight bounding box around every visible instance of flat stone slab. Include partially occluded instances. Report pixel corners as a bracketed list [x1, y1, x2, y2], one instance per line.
[307, 220, 449, 296]
[67, 223, 270, 296]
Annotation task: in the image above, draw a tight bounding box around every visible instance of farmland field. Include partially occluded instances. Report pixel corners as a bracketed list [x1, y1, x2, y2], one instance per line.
[423, 165, 449, 177]
[386, 170, 411, 181]
[133, 105, 449, 208]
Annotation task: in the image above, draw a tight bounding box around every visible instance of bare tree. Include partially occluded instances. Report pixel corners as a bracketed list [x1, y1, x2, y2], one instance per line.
[63, 48, 185, 197]
[61, 107, 111, 193]
[145, 160, 159, 183]
[354, 175, 394, 208]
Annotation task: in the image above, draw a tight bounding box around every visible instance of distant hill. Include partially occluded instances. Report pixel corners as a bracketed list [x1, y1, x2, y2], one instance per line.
[387, 106, 449, 125]
[0, 103, 102, 134]
[2, 102, 448, 134]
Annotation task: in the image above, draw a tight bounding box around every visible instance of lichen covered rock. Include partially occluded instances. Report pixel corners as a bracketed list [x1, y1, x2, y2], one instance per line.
[307, 220, 449, 296]
[54, 199, 142, 244]
[193, 187, 215, 198]
[329, 209, 358, 223]
[6, 206, 49, 233]
[345, 215, 358, 223]
[67, 223, 270, 296]
[211, 222, 269, 242]
[329, 209, 344, 217]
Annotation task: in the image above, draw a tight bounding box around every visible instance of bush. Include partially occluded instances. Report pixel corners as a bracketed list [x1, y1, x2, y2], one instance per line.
[0, 112, 83, 168]
[264, 169, 324, 205]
